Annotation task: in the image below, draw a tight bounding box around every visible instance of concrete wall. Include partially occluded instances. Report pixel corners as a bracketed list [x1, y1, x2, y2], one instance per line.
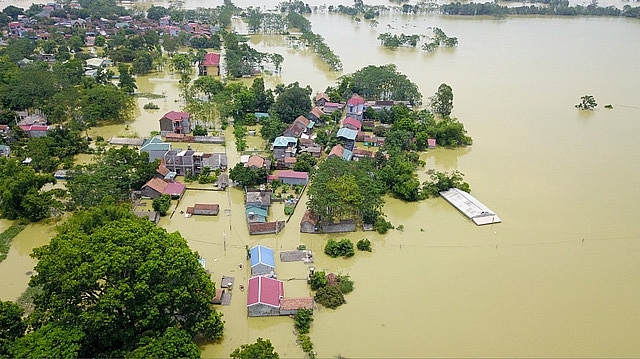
[248, 304, 280, 317]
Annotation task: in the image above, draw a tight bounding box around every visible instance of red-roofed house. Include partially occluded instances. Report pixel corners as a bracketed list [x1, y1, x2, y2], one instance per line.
[342, 117, 362, 131]
[141, 177, 186, 199]
[186, 203, 219, 216]
[18, 125, 49, 138]
[159, 111, 191, 136]
[248, 276, 284, 317]
[199, 53, 220, 76]
[279, 297, 314, 316]
[247, 155, 268, 169]
[346, 94, 365, 120]
[328, 144, 345, 159]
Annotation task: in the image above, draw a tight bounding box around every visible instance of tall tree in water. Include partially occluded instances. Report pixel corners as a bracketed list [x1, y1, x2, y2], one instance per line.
[430, 83, 454, 117]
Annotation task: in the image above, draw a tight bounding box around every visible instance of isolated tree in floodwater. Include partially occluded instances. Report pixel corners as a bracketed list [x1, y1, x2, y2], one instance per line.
[430, 83, 454, 117]
[575, 95, 597, 110]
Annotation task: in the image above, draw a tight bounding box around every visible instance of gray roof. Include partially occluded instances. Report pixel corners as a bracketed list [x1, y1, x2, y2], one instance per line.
[109, 137, 145, 146]
[337, 127, 358, 141]
[439, 188, 501, 225]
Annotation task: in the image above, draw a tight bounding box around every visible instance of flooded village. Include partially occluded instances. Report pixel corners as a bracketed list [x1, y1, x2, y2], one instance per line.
[1, 0, 640, 357]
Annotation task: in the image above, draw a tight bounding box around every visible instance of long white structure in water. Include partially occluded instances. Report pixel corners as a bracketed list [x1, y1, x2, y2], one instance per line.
[440, 188, 501, 226]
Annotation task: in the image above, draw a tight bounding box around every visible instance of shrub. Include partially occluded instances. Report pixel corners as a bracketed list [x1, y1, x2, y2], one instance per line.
[314, 285, 346, 309]
[284, 204, 295, 215]
[143, 102, 159, 110]
[356, 238, 372, 252]
[294, 309, 314, 334]
[152, 194, 171, 216]
[324, 238, 354, 258]
[337, 274, 354, 294]
[374, 217, 394, 234]
[309, 271, 327, 290]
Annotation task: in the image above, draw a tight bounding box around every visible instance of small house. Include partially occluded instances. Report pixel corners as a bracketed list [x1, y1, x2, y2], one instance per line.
[248, 221, 285, 235]
[140, 177, 185, 199]
[247, 276, 284, 317]
[315, 92, 330, 107]
[246, 189, 272, 209]
[199, 52, 220, 76]
[283, 116, 312, 138]
[250, 245, 276, 276]
[323, 102, 343, 115]
[186, 203, 219, 216]
[216, 173, 229, 189]
[246, 206, 268, 223]
[300, 210, 318, 233]
[307, 107, 324, 124]
[342, 117, 362, 131]
[279, 297, 314, 316]
[277, 171, 308, 186]
[0, 145, 10, 157]
[140, 136, 171, 162]
[428, 138, 437, 149]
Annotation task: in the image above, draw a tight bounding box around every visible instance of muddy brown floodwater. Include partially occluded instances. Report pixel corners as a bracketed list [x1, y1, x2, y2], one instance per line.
[1, 9, 640, 358]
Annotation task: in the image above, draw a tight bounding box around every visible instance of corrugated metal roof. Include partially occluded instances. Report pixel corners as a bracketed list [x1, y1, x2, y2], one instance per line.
[440, 188, 501, 226]
[250, 245, 275, 268]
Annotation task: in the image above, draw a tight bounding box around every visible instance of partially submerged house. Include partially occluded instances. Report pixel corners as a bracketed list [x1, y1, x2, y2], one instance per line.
[186, 203, 220, 216]
[159, 111, 191, 136]
[250, 245, 276, 276]
[279, 297, 314, 316]
[247, 276, 284, 317]
[140, 137, 171, 162]
[248, 221, 285, 235]
[300, 210, 318, 233]
[199, 52, 220, 76]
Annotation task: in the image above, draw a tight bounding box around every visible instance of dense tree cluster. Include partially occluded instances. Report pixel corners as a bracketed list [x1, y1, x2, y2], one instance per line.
[66, 146, 158, 209]
[439, 0, 638, 17]
[2, 203, 224, 358]
[0, 158, 64, 222]
[230, 337, 279, 359]
[327, 64, 422, 105]
[229, 162, 268, 188]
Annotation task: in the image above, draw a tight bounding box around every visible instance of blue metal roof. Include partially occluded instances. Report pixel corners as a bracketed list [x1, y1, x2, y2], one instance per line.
[337, 127, 358, 141]
[245, 206, 268, 218]
[342, 149, 353, 161]
[272, 136, 297, 147]
[250, 245, 275, 268]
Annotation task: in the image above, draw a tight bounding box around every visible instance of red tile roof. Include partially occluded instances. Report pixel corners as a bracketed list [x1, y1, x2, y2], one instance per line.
[248, 276, 284, 307]
[279, 297, 314, 311]
[347, 94, 365, 106]
[164, 182, 186, 197]
[309, 107, 324, 119]
[328, 144, 345, 158]
[278, 170, 308, 180]
[301, 210, 318, 225]
[203, 53, 220, 66]
[342, 117, 362, 130]
[143, 177, 168, 194]
[162, 110, 190, 122]
[247, 155, 265, 168]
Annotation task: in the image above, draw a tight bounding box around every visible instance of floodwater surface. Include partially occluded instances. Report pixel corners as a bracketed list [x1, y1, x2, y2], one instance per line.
[0, 8, 639, 359]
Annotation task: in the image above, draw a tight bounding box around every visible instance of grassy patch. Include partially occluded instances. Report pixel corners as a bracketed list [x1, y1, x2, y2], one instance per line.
[16, 285, 42, 315]
[0, 224, 26, 263]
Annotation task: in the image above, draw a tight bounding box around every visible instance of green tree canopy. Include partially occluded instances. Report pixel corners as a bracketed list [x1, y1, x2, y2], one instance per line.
[332, 64, 422, 105]
[66, 147, 158, 209]
[230, 337, 279, 359]
[430, 83, 454, 117]
[271, 82, 312, 123]
[0, 157, 63, 221]
[17, 216, 223, 358]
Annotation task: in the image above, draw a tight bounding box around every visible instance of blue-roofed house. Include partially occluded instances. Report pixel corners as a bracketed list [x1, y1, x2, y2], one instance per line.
[250, 245, 276, 276]
[337, 127, 358, 151]
[272, 136, 298, 165]
[140, 137, 171, 162]
[246, 206, 268, 223]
